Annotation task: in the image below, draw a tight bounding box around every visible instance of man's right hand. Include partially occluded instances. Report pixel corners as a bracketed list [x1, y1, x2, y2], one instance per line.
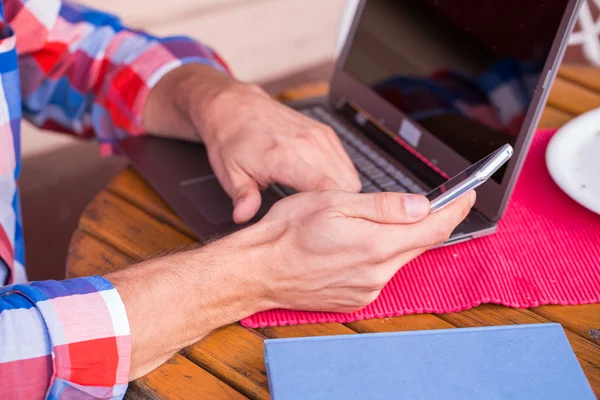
[243, 189, 475, 313]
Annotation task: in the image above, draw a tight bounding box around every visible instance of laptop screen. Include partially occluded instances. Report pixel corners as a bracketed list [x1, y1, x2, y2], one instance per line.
[341, 0, 569, 183]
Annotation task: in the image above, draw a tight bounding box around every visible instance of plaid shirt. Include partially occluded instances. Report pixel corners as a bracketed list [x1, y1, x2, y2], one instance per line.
[0, 0, 228, 398]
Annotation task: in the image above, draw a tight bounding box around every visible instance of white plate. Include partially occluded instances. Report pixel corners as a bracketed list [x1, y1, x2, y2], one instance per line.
[546, 107, 600, 215]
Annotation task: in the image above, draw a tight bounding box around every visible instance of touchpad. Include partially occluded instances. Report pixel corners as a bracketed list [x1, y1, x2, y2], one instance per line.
[180, 175, 234, 225]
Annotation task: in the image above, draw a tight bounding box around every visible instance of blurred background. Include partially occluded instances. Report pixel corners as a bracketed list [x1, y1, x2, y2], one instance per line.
[23, 0, 349, 281]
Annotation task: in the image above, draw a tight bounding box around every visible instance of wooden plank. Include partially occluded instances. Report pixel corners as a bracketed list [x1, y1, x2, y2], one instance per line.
[66, 230, 133, 278]
[258, 323, 355, 339]
[559, 65, 600, 94]
[184, 324, 270, 400]
[538, 106, 574, 129]
[547, 77, 600, 116]
[278, 81, 329, 102]
[126, 354, 247, 400]
[79, 191, 195, 259]
[108, 168, 196, 238]
[438, 305, 600, 397]
[347, 314, 454, 333]
[532, 304, 600, 346]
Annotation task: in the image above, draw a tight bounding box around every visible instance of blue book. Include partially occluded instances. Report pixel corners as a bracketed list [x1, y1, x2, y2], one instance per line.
[264, 323, 595, 399]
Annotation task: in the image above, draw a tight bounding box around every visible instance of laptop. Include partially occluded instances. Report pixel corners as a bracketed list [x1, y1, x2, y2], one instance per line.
[119, 0, 583, 244]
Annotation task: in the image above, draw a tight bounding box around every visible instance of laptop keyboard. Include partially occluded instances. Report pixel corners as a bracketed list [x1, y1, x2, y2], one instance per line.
[285, 106, 424, 195]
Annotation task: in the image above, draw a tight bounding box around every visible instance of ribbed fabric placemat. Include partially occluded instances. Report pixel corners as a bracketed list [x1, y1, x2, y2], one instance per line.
[241, 129, 600, 328]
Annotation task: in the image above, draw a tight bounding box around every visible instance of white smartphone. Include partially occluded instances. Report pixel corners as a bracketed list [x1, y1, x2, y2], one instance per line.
[426, 144, 514, 213]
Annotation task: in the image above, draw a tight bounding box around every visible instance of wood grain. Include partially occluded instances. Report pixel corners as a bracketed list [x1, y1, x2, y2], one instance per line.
[532, 304, 600, 346]
[80, 190, 194, 259]
[277, 81, 329, 102]
[184, 324, 270, 400]
[126, 354, 247, 400]
[107, 168, 196, 238]
[258, 323, 355, 339]
[547, 77, 600, 115]
[559, 65, 600, 93]
[66, 230, 133, 278]
[347, 314, 454, 333]
[538, 106, 574, 128]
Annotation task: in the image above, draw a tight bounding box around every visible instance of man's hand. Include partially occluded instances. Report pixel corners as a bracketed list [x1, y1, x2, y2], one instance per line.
[129, 64, 474, 381]
[197, 84, 362, 224]
[108, 189, 474, 379]
[247, 190, 475, 312]
[144, 64, 360, 224]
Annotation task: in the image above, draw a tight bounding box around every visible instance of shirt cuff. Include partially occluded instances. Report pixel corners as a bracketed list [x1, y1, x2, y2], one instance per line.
[99, 37, 232, 156]
[7, 276, 131, 398]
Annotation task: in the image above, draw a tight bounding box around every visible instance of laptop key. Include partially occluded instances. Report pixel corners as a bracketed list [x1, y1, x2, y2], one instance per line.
[362, 184, 380, 193]
[307, 106, 426, 194]
[358, 173, 371, 186]
[380, 180, 407, 192]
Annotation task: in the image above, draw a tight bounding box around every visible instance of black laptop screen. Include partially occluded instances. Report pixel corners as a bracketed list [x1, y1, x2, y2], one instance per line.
[342, 0, 569, 182]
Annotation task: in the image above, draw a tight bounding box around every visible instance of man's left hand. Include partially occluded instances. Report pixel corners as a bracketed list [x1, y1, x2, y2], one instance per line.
[144, 64, 361, 223]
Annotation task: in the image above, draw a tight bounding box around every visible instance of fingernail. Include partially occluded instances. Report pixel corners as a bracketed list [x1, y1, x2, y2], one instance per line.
[235, 197, 245, 207]
[470, 191, 477, 207]
[404, 194, 430, 218]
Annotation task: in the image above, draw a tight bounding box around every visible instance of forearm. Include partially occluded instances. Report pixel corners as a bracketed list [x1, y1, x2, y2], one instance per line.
[142, 64, 266, 143]
[106, 228, 272, 380]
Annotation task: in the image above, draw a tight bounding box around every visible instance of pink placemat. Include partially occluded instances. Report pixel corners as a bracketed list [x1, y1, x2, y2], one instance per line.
[241, 129, 600, 328]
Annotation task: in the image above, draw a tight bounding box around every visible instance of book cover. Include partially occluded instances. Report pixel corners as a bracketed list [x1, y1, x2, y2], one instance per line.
[264, 323, 594, 399]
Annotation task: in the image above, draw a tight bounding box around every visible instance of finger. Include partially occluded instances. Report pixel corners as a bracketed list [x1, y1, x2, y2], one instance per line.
[228, 171, 262, 224]
[328, 143, 361, 192]
[380, 190, 475, 253]
[335, 191, 432, 224]
[320, 124, 355, 171]
[351, 191, 474, 261]
[320, 127, 361, 190]
[269, 154, 350, 193]
[308, 152, 359, 193]
[233, 186, 262, 224]
[300, 115, 355, 175]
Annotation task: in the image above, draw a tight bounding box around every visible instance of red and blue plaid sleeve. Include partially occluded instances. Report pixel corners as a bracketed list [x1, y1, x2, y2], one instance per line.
[1, 0, 229, 397]
[5, 0, 231, 155]
[0, 276, 131, 399]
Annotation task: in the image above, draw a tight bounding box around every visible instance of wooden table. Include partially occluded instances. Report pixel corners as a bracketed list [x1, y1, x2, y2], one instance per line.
[67, 68, 600, 399]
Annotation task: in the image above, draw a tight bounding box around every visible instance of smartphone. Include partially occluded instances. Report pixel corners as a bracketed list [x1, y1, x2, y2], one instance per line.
[426, 144, 513, 213]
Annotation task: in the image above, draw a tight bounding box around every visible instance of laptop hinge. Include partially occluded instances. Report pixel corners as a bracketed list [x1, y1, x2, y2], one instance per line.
[333, 100, 446, 188]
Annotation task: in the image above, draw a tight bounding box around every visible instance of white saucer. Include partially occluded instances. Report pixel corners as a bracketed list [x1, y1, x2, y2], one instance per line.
[546, 108, 600, 215]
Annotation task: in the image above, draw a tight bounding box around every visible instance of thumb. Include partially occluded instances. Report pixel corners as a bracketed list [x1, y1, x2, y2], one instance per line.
[338, 192, 431, 224]
[230, 172, 262, 224]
